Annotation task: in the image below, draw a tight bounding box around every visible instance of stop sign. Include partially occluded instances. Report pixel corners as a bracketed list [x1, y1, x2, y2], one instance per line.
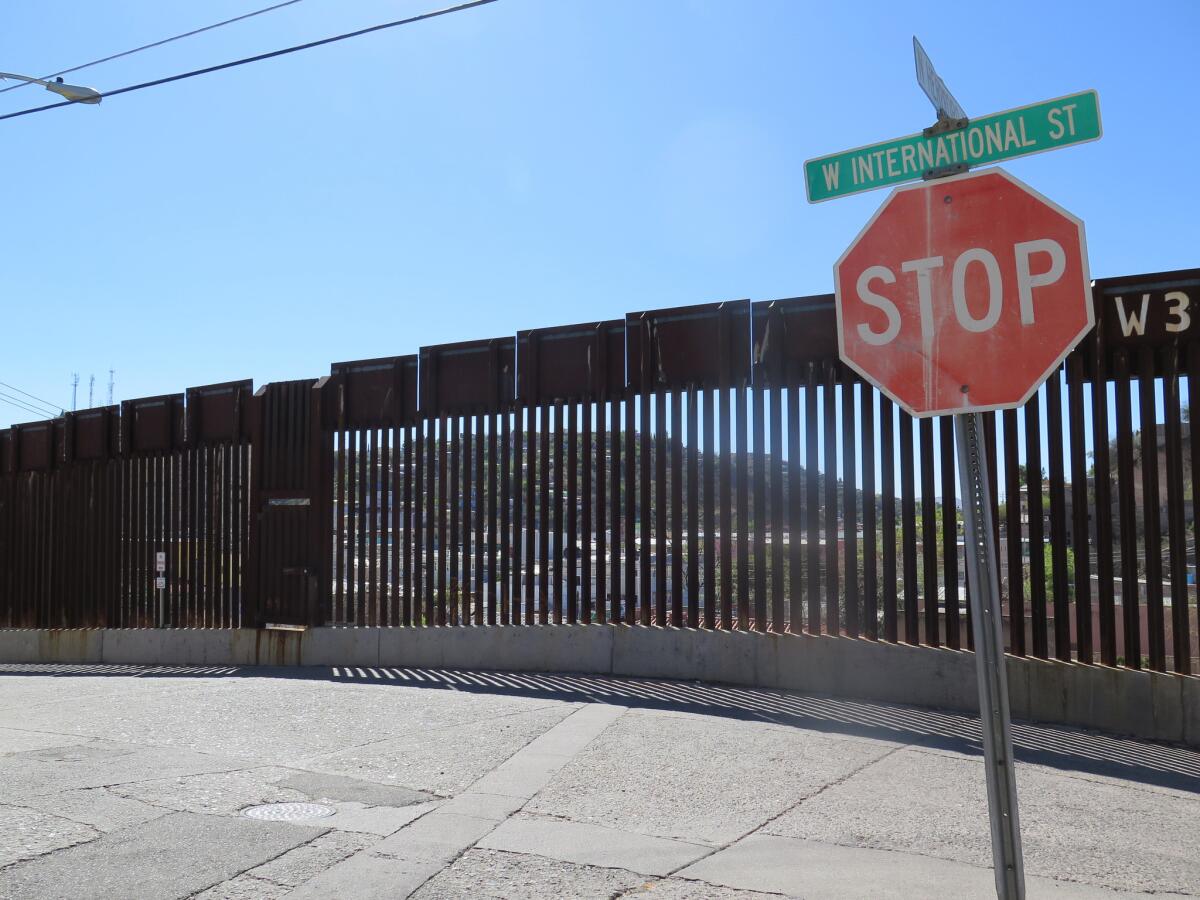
[834, 167, 1092, 417]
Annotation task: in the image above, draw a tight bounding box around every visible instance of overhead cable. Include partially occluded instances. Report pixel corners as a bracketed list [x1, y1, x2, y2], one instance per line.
[0, 0, 500, 123]
[0, 380, 62, 415]
[0, 0, 305, 95]
[0, 391, 57, 420]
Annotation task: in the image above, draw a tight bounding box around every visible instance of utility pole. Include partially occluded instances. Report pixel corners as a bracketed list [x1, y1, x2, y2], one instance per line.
[71, 373, 79, 412]
[108, 368, 115, 406]
[88, 374, 95, 409]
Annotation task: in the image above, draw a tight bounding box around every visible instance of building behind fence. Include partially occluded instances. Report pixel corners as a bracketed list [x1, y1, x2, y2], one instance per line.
[1, 267, 1197, 676]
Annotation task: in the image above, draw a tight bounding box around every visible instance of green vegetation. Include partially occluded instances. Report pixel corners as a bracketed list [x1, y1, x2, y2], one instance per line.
[1024, 544, 1075, 600]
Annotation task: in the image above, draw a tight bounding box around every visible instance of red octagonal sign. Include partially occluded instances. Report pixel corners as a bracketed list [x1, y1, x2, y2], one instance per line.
[835, 167, 1092, 417]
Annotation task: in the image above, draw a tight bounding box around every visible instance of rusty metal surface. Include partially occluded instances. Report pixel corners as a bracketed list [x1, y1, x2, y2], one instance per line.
[517, 320, 623, 403]
[843, 374, 860, 639]
[1067, 353, 1093, 665]
[860, 386, 877, 640]
[329, 355, 418, 428]
[1, 269, 1197, 676]
[1092, 336, 1117, 666]
[899, 407, 918, 644]
[1002, 407, 1025, 657]
[939, 415, 958, 648]
[1139, 348, 1166, 671]
[880, 395, 898, 643]
[420, 337, 515, 416]
[1046, 368, 1071, 661]
[1091, 268, 1200, 351]
[627, 300, 751, 393]
[920, 417, 938, 647]
[752, 295, 837, 383]
[1162, 347, 1188, 674]
[670, 391, 683, 627]
[1025, 389, 1048, 659]
[1114, 351, 1140, 668]
[122, 394, 184, 455]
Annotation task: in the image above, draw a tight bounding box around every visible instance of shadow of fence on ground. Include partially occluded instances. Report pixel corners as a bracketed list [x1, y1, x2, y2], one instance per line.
[3, 661, 1197, 794]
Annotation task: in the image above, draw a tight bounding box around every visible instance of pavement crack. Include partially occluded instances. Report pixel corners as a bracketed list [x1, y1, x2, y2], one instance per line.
[8, 761, 256, 802]
[763, 741, 910, 819]
[179, 827, 333, 900]
[616, 874, 793, 899]
[429, 846, 654, 888]
[0, 724, 109, 745]
[462, 700, 587, 774]
[384, 703, 625, 898]
[0, 808, 106, 873]
[510, 809, 714, 850]
[660, 739, 912, 879]
[511, 808, 717, 849]
[0, 791, 171, 832]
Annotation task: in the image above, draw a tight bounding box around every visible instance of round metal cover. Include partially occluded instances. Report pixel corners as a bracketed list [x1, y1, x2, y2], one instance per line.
[242, 802, 335, 822]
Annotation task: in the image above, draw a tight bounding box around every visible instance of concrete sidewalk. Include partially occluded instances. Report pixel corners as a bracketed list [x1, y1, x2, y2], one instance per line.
[0, 664, 1196, 899]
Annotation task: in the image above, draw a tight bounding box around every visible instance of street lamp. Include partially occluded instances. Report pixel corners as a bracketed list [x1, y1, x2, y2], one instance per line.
[0, 72, 101, 104]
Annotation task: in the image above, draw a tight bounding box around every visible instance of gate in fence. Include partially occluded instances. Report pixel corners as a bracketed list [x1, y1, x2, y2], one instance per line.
[1, 267, 1197, 674]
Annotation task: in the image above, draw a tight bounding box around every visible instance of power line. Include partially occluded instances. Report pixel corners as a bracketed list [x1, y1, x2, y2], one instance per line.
[0, 0, 501, 124]
[0, 380, 62, 415]
[0, 0, 305, 96]
[0, 391, 51, 417]
[0, 391, 56, 420]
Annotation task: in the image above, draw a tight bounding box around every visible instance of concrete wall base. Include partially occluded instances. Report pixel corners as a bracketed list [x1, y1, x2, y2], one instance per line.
[2, 626, 1196, 748]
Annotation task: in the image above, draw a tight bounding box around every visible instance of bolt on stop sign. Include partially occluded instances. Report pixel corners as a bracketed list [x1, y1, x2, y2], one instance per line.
[835, 167, 1092, 417]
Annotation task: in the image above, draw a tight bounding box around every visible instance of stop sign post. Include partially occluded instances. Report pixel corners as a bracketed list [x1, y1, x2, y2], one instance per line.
[835, 167, 1092, 418]
[834, 172, 1071, 900]
[812, 38, 1100, 900]
[834, 170, 1058, 900]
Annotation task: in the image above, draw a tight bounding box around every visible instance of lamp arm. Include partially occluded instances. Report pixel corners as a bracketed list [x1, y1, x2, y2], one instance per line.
[0, 72, 51, 87]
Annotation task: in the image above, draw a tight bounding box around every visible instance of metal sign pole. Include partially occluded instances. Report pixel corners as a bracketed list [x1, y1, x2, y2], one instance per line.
[909, 40, 1026, 897]
[955, 411, 1025, 900]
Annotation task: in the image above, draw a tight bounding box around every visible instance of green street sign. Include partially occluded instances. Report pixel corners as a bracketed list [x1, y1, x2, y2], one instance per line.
[804, 89, 1101, 203]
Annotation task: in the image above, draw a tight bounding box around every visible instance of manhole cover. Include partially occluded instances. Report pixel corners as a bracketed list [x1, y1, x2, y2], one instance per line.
[242, 802, 335, 822]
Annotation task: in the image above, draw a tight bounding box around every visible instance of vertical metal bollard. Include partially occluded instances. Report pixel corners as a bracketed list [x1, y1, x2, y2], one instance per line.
[955, 411, 1025, 899]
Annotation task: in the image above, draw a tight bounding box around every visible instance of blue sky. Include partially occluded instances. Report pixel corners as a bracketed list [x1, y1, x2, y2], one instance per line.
[1, 0, 1197, 425]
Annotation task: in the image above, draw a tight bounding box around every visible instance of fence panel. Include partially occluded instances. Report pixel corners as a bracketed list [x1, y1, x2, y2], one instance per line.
[0, 385, 250, 629]
[1, 268, 1197, 675]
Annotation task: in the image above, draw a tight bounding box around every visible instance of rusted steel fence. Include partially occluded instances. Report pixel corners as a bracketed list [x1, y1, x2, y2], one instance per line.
[1, 268, 1197, 674]
[0, 383, 251, 628]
